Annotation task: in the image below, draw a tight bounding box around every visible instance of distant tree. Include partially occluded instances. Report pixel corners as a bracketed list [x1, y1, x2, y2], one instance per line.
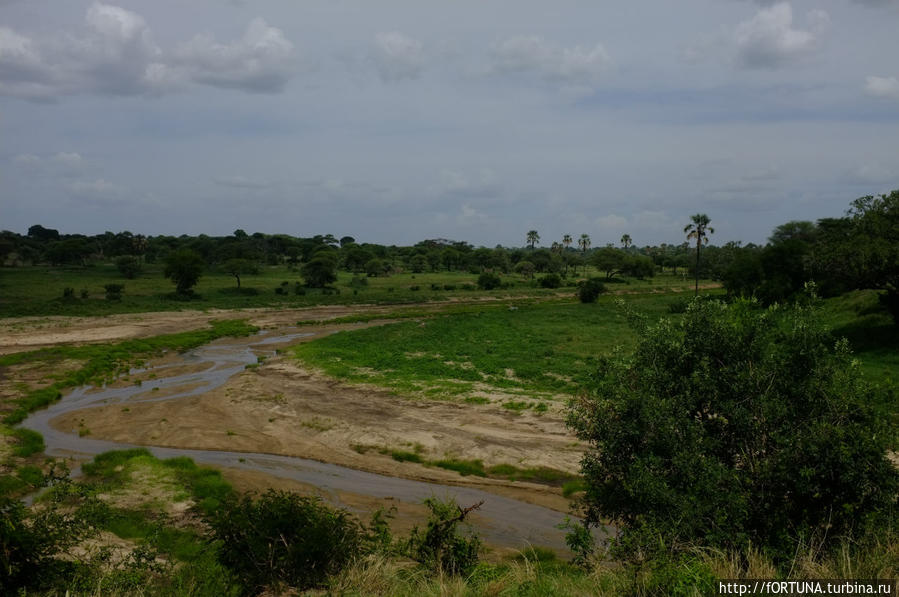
[339, 236, 356, 248]
[526, 230, 540, 249]
[591, 248, 627, 281]
[222, 258, 259, 289]
[365, 258, 387, 277]
[684, 214, 714, 295]
[27, 224, 60, 242]
[562, 234, 573, 251]
[578, 234, 591, 274]
[115, 255, 142, 279]
[164, 249, 205, 295]
[514, 260, 536, 279]
[409, 254, 428, 273]
[302, 255, 338, 287]
[620, 234, 632, 250]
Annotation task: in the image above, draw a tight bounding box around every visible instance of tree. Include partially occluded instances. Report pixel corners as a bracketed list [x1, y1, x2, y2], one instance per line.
[164, 249, 205, 295]
[577, 278, 605, 303]
[301, 255, 338, 288]
[684, 213, 714, 295]
[620, 234, 632, 250]
[514, 260, 536, 279]
[115, 255, 142, 279]
[526, 230, 540, 249]
[577, 233, 591, 254]
[222, 258, 259, 289]
[568, 299, 898, 561]
[562, 234, 573, 251]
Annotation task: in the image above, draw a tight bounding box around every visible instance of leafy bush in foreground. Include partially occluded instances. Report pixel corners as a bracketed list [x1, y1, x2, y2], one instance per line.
[568, 298, 898, 561]
[208, 490, 363, 594]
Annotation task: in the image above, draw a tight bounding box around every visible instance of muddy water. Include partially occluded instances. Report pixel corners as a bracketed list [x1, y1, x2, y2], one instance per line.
[21, 328, 603, 551]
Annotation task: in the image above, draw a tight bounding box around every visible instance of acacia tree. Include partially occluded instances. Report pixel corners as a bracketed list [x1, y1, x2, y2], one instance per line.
[568, 299, 898, 561]
[526, 230, 540, 249]
[684, 213, 713, 295]
[164, 249, 205, 295]
[222, 258, 259, 289]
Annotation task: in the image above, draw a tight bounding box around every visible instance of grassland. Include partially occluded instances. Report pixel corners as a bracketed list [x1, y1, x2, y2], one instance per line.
[294, 289, 897, 401]
[293, 293, 694, 402]
[0, 262, 699, 317]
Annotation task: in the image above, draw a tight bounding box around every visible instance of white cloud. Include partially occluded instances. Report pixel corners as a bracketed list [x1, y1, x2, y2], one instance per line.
[733, 3, 827, 69]
[372, 32, 425, 82]
[436, 169, 502, 200]
[689, 3, 828, 70]
[864, 75, 899, 100]
[0, 4, 294, 100]
[13, 153, 41, 166]
[491, 36, 612, 87]
[174, 18, 294, 93]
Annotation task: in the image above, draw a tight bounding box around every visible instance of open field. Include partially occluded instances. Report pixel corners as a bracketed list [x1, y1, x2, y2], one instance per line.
[0, 262, 700, 317]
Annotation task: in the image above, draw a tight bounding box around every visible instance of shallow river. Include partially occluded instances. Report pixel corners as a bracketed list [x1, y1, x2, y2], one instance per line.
[22, 328, 604, 551]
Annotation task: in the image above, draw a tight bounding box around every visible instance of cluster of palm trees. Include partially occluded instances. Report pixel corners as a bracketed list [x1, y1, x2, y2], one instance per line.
[527, 213, 713, 294]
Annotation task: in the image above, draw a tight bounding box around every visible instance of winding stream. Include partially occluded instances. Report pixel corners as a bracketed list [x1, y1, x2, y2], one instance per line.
[21, 328, 604, 551]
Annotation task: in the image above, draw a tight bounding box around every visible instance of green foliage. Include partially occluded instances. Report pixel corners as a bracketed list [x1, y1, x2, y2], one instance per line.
[208, 489, 363, 594]
[390, 450, 424, 463]
[477, 272, 502, 290]
[568, 298, 899, 561]
[221, 258, 259, 289]
[10, 428, 45, 457]
[433, 459, 486, 477]
[115, 255, 142, 279]
[302, 255, 338, 288]
[539, 273, 563, 288]
[164, 249, 205, 295]
[556, 516, 595, 568]
[404, 498, 481, 576]
[577, 277, 606, 303]
[104, 283, 125, 301]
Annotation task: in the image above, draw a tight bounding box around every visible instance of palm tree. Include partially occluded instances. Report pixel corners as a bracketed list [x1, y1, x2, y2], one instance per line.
[562, 234, 572, 251]
[684, 214, 714, 295]
[526, 230, 540, 249]
[578, 234, 591, 275]
[620, 234, 632, 250]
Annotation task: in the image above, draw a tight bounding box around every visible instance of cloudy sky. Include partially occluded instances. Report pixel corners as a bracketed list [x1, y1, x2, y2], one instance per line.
[2, 0, 898, 247]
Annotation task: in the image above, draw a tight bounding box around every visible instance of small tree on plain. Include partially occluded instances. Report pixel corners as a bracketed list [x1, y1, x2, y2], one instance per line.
[164, 249, 205, 295]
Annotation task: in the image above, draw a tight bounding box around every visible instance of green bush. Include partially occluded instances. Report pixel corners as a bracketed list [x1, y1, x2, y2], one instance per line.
[11, 428, 44, 457]
[103, 283, 124, 301]
[477, 272, 502, 290]
[115, 255, 141, 279]
[539, 273, 563, 288]
[405, 498, 481, 576]
[577, 278, 605, 303]
[208, 490, 363, 594]
[568, 298, 899, 561]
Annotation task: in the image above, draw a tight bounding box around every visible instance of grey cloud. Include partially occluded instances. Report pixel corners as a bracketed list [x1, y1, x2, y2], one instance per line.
[491, 35, 612, 87]
[0, 3, 294, 100]
[213, 175, 275, 189]
[865, 75, 899, 100]
[371, 32, 425, 83]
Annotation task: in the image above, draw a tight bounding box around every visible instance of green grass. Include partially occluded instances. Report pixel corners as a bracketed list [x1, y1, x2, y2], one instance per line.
[293, 294, 688, 401]
[0, 319, 257, 425]
[7, 427, 45, 456]
[0, 262, 702, 318]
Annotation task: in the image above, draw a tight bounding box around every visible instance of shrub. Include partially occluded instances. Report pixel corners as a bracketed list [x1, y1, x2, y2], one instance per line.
[115, 255, 141, 279]
[404, 498, 481, 576]
[208, 490, 363, 594]
[164, 249, 204, 295]
[348, 276, 368, 288]
[477, 272, 501, 290]
[539, 273, 562, 288]
[62, 287, 75, 300]
[79, 288, 89, 299]
[104, 283, 124, 301]
[568, 298, 899, 562]
[577, 278, 605, 303]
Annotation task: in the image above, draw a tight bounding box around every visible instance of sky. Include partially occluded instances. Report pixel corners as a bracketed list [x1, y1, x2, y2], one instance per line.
[1, 0, 898, 247]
